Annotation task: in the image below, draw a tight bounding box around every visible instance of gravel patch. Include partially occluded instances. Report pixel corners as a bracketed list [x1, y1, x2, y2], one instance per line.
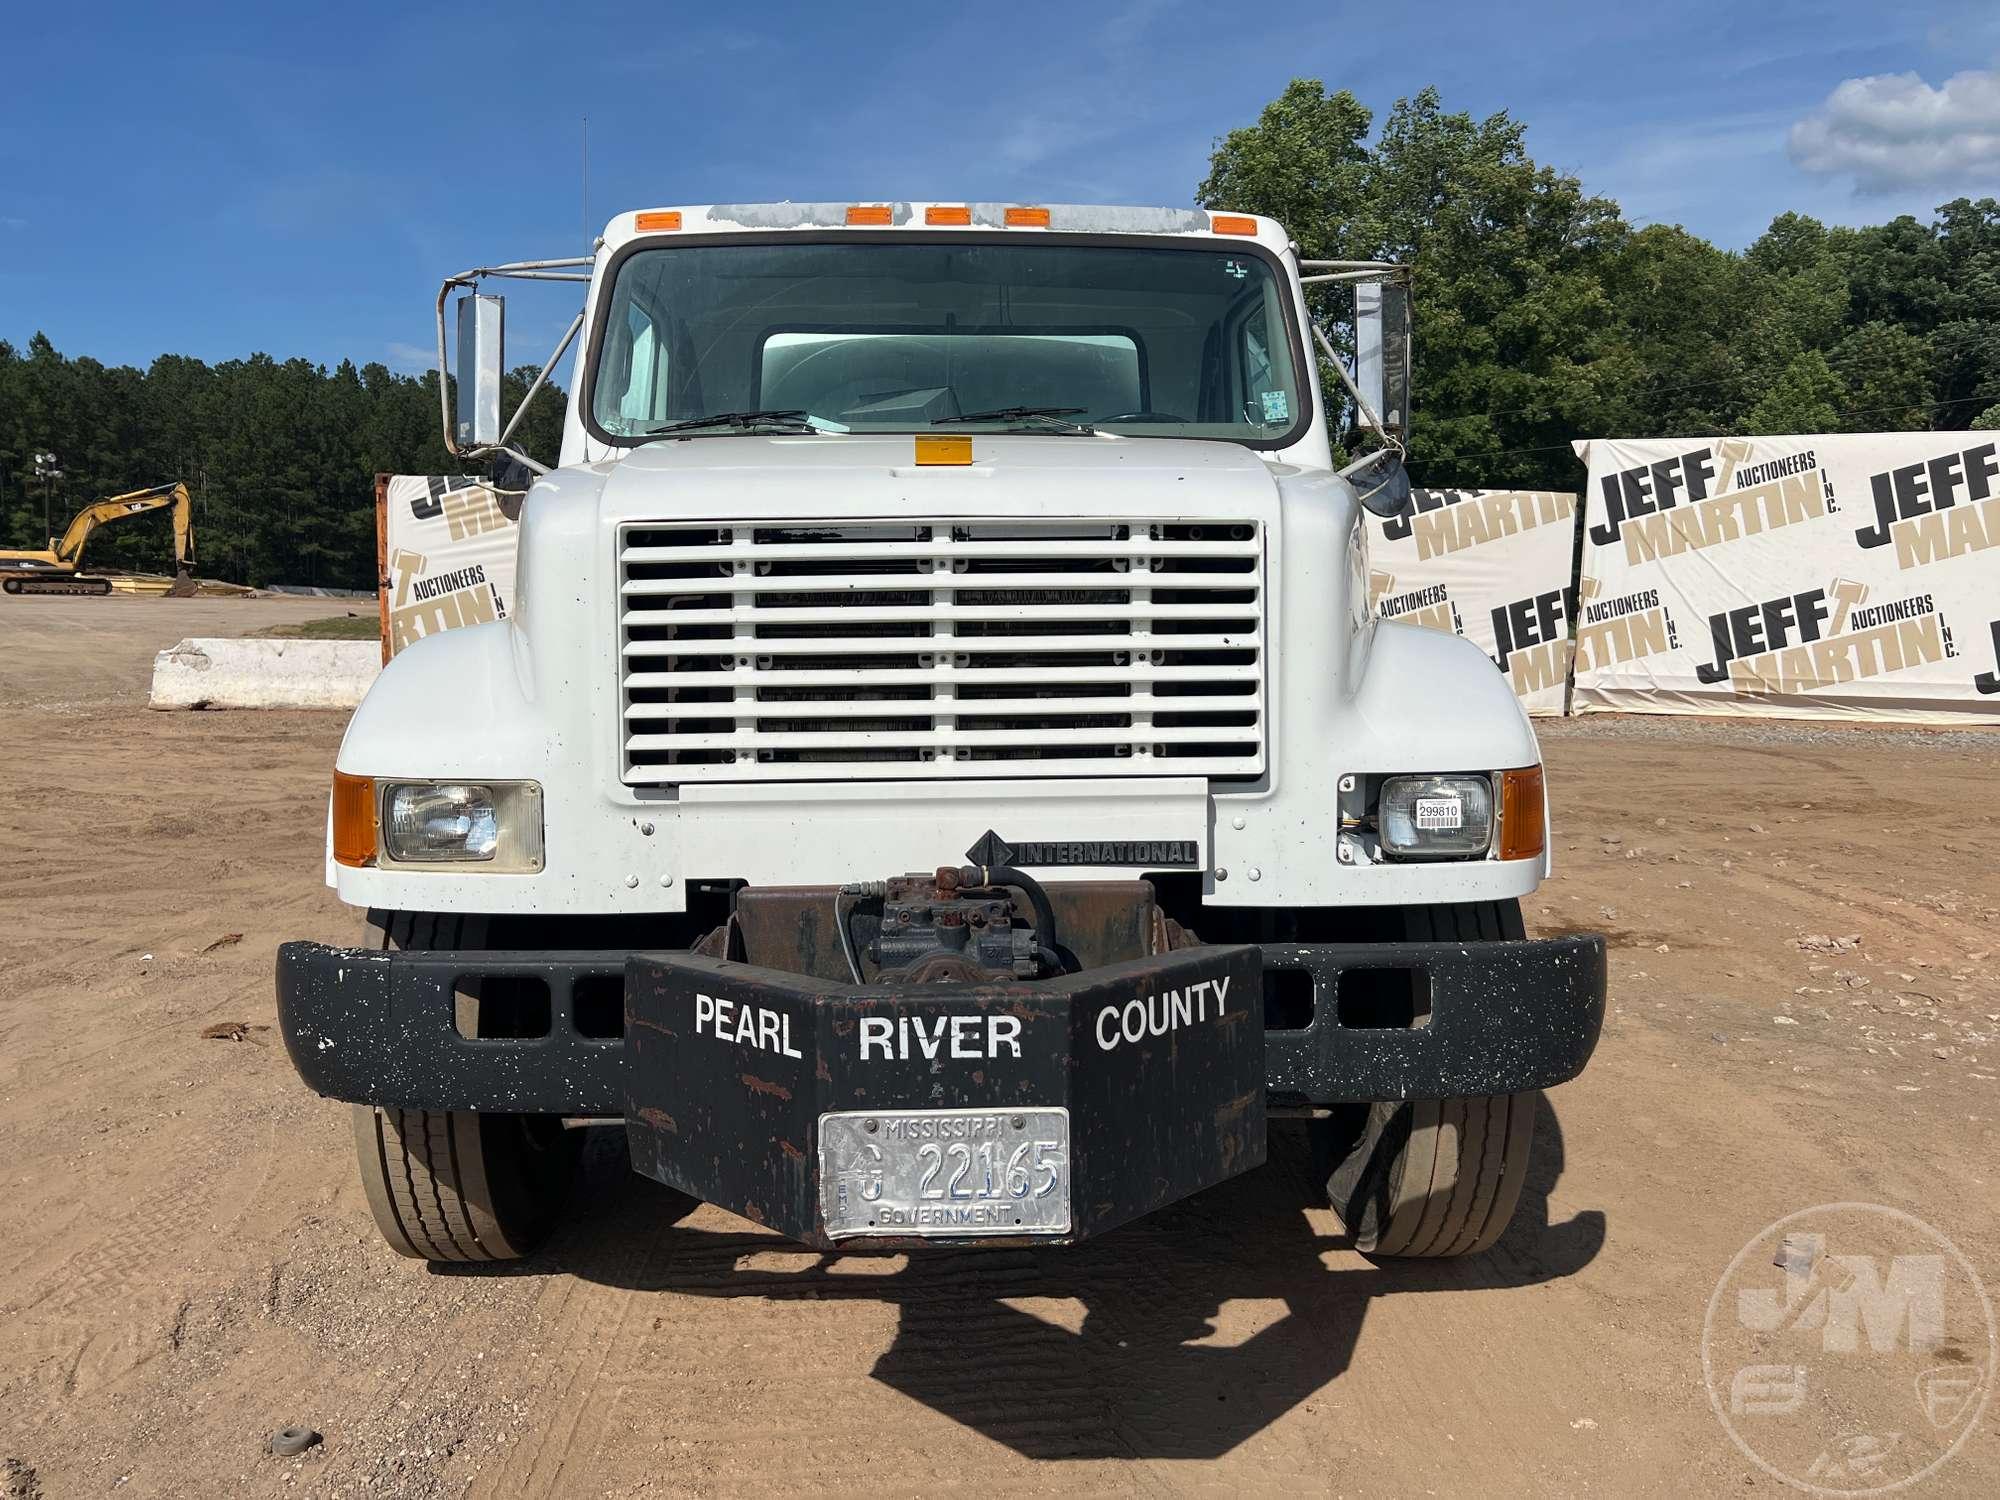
[1543, 711, 1999, 753]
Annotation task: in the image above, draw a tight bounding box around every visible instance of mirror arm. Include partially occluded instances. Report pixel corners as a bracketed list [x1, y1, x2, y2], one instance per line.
[497, 310, 585, 450]
[433, 258, 593, 462]
[491, 444, 551, 478]
[434, 276, 471, 458]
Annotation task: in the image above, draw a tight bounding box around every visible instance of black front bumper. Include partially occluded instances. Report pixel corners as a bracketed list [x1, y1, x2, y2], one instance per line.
[278, 934, 1601, 1247]
[274, 933, 1604, 1114]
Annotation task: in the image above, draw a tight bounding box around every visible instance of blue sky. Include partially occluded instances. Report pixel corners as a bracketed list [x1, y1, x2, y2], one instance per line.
[3, 0, 1998, 378]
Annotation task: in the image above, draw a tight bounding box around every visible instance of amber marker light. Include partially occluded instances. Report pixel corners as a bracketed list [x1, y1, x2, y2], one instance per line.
[1211, 214, 1259, 235]
[634, 211, 682, 231]
[332, 770, 377, 868]
[1004, 206, 1051, 227]
[925, 205, 972, 225]
[1498, 765, 1547, 861]
[914, 435, 974, 466]
[846, 204, 894, 225]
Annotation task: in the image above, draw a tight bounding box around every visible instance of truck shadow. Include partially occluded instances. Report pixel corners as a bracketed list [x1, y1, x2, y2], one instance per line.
[449, 1096, 1603, 1461]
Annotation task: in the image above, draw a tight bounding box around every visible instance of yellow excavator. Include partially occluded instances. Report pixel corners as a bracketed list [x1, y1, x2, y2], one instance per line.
[1, 481, 196, 596]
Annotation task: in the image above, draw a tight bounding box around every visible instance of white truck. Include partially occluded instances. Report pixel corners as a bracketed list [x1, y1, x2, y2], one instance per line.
[276, 201, 1603, 1263]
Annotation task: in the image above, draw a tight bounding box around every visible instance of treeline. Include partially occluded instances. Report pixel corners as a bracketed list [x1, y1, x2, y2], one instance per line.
[1202, 82, 2000, 489]
[0, 341, 562, 589]
[7, 80, 2000, 587]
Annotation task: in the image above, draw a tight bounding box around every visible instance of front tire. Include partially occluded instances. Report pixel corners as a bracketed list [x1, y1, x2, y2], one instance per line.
[353, 1105, 581, 1261]
[350, 911, 582, 1262]
[1322, 900, 1539, 1258]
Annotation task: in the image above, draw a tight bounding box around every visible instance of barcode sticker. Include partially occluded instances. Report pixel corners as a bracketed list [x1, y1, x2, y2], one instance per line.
[1415, 796, 1463, 831]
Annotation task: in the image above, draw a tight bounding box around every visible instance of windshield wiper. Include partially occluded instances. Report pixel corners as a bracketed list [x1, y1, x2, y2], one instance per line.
[933, 406, 1094, 434]
[643, 410, 816, 435]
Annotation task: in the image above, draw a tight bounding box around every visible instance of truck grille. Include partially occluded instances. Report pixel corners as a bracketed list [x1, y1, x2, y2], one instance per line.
[618, 520, 1265, 783]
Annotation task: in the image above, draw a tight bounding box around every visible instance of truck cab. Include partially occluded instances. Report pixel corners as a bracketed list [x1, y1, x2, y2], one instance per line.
[278, 202, 1604, 1264]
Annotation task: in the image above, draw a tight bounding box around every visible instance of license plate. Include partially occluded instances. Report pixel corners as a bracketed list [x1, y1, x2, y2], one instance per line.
[818, 1107, 1072, 1239]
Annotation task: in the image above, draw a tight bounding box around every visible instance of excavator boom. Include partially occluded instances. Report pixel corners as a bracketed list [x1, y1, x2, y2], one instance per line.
[2, 482, 196, 596]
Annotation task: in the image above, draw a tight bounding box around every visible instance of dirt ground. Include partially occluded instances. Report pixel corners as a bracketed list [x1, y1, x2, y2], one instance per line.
[1, 595, 1995, 1499]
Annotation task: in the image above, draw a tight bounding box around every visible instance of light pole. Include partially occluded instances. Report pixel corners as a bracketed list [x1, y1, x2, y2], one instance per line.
[31, 451, 62, 547]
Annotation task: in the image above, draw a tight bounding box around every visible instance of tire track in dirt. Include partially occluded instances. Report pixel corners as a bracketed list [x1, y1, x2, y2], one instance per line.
[471, 1140, 692, 1497]
[2, 1131, 282, 1404]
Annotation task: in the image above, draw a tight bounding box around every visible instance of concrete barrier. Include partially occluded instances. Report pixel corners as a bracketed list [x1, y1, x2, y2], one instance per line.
[149, 637, 381, 710]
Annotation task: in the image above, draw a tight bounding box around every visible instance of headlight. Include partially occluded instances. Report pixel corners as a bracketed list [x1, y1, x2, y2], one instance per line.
[378, 780, 543, 870]
[1378, 774, 1493, 860]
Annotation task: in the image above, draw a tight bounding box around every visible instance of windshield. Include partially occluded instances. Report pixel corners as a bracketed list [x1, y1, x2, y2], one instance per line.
[589, 239, 1306, 445]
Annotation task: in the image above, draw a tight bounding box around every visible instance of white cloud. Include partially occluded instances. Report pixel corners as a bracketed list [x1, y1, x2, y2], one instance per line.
[385, 341, 435, 371]
[1788, 67, 2000, 193]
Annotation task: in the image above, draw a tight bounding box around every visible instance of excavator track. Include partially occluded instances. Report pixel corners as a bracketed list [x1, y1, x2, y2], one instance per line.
[3, 575, 115, 596]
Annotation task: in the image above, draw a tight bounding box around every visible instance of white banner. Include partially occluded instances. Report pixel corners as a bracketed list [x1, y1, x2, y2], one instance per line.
[380, 475, 520, 660]
[1366, 490, 1581, 716]
[1571, 435, 2000, 722]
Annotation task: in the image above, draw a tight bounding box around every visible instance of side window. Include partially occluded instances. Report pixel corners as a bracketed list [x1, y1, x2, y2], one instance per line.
[1237, 304, 1288, 426]
[617, 304, 667, 427]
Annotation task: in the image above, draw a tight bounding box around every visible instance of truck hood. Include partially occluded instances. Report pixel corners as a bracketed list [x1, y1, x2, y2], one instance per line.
[594, 434, 1286, 522]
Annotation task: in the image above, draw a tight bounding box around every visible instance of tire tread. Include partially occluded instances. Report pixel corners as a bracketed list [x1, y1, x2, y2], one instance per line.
[348, 911, 576, 1262]
[1325, 900, 1540, 1259]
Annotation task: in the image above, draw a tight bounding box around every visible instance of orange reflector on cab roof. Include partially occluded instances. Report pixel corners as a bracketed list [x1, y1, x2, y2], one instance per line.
[914, 435, 973, 466]
[1004, 206, 1051, 227]
[1211, 214, 1258, 236]
[1498, 765, 1546, 861]
[846, 204, 894, 225]
[634, 211, 682, 232]
[925, 205, 972, 226]
[332, 770, 377, 868]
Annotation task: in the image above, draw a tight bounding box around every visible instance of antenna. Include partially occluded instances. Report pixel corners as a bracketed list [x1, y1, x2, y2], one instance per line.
[581, 115, 590, 249]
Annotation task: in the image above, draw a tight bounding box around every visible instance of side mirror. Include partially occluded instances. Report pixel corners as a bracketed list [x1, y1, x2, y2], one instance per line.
[455, 294, 505, 448]
[1354, 280, 1412, 444]
[1344, 447, 1412, 519]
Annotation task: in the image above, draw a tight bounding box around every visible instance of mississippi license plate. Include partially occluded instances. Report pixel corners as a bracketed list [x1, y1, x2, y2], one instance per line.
[818, 1107, 1072, 1239]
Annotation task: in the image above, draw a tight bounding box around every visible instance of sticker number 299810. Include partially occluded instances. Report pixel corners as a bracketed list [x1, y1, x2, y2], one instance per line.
[1415, 795, 1465, 830]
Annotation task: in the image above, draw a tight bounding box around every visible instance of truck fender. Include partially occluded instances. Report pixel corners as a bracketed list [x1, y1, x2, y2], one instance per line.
[1348, 620, 1542, 775]
[334, 619, 560, 781]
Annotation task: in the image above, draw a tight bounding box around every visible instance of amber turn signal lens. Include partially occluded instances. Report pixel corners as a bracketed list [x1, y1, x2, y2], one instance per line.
[634, 210, 682, 232]
[332, 770, 377, 868]
[925, 205, 972, 225]
[1210, 214, 1258, 235]
[1004, 206, 1051, 227]
[846, 204, 894, 225]
[1498, 765, 1546, 861]
[914, 435, 973, 466]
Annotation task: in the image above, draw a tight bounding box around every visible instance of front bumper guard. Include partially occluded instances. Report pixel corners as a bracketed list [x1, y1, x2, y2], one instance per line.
[277, 934, 1601, 1246]
[622, 946, 1267, 1246]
